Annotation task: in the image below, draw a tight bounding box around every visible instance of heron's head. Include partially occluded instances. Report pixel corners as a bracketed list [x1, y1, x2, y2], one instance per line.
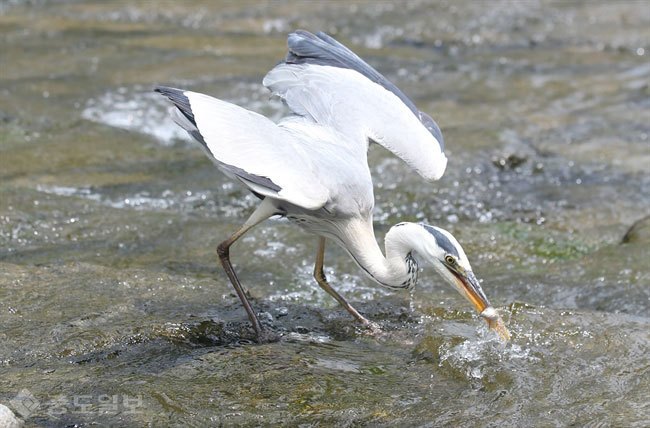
[407, 223, 510, 339]
[415, 225, 488, 310]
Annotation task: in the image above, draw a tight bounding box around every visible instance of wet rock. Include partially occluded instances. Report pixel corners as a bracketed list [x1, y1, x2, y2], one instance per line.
[164, 319, 259, 347]
[185, 320, 227, 346]
[621, 215, 650, 244]
[274, 306, 289, 318]
[0, 404, 23, 428]
[294, 325, 310, 334]
[258, 311, 274, 324]
[412, 335, 445, 363]
[492, 153, 528, 170]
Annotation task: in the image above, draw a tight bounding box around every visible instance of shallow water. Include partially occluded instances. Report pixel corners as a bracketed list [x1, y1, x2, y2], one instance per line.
[1, 1, 649, 426]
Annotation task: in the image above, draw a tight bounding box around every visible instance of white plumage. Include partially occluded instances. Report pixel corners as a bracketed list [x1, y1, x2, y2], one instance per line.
[182, 91, 332, 210]
[154, 30, 509, 343]
[264, 64, 447, 181]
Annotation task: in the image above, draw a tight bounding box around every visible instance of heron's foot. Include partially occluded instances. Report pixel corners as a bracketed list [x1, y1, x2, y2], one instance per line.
[255, 328, 280, 344]
[359, 319, 383, 336]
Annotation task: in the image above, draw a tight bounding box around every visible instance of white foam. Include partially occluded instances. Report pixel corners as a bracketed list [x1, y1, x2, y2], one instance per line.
[35, 185, 213, 213]
[81, 89, 190, 144]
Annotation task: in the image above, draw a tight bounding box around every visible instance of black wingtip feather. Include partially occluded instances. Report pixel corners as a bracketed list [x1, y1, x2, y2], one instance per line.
[154, 85, 197, 127]
[284, 30, 445, 153]
[154, 85, 283, 194]
[285, 30, 417, 113]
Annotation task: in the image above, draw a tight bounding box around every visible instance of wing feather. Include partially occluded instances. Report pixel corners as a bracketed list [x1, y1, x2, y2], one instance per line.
[155, 86, 329, 210]
[263, 30, 447, 181]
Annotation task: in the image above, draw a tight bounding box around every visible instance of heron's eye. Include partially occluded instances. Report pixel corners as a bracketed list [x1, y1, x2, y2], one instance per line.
[445, 255, 455, 265]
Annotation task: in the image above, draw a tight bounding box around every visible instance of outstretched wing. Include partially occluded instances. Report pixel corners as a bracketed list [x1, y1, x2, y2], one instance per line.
[155, 86, 329, 210]
[263, 30, 447, 181]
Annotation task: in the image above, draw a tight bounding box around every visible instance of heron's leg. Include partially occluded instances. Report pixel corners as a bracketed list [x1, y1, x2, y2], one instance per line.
[217, 199, 277, 343]
[313, 237, 377, 329]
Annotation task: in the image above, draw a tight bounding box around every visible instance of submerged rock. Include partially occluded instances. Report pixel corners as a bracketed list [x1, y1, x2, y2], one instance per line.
[621, 215, 650, 244]
[0, 404, 23, 428]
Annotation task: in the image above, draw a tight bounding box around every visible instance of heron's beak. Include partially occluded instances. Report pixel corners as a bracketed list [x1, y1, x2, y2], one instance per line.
[449, 269, 490, 313]
[448, 268, 511, 340]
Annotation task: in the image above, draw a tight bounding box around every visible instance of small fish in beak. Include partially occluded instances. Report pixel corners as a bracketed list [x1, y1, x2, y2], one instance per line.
[481, 306, 510, 341]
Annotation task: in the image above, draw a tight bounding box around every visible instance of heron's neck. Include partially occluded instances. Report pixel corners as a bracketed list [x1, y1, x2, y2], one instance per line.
[342, 218, 420, 290]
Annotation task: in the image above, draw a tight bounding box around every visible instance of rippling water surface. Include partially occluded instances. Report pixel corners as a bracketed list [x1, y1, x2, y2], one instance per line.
[1, 1, 649, 426]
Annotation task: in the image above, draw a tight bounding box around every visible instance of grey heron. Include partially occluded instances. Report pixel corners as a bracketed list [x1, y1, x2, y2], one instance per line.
[155, 30, 509, 343]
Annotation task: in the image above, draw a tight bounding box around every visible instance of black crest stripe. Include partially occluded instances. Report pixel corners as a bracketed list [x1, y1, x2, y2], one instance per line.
[421, 224, 459, 258]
